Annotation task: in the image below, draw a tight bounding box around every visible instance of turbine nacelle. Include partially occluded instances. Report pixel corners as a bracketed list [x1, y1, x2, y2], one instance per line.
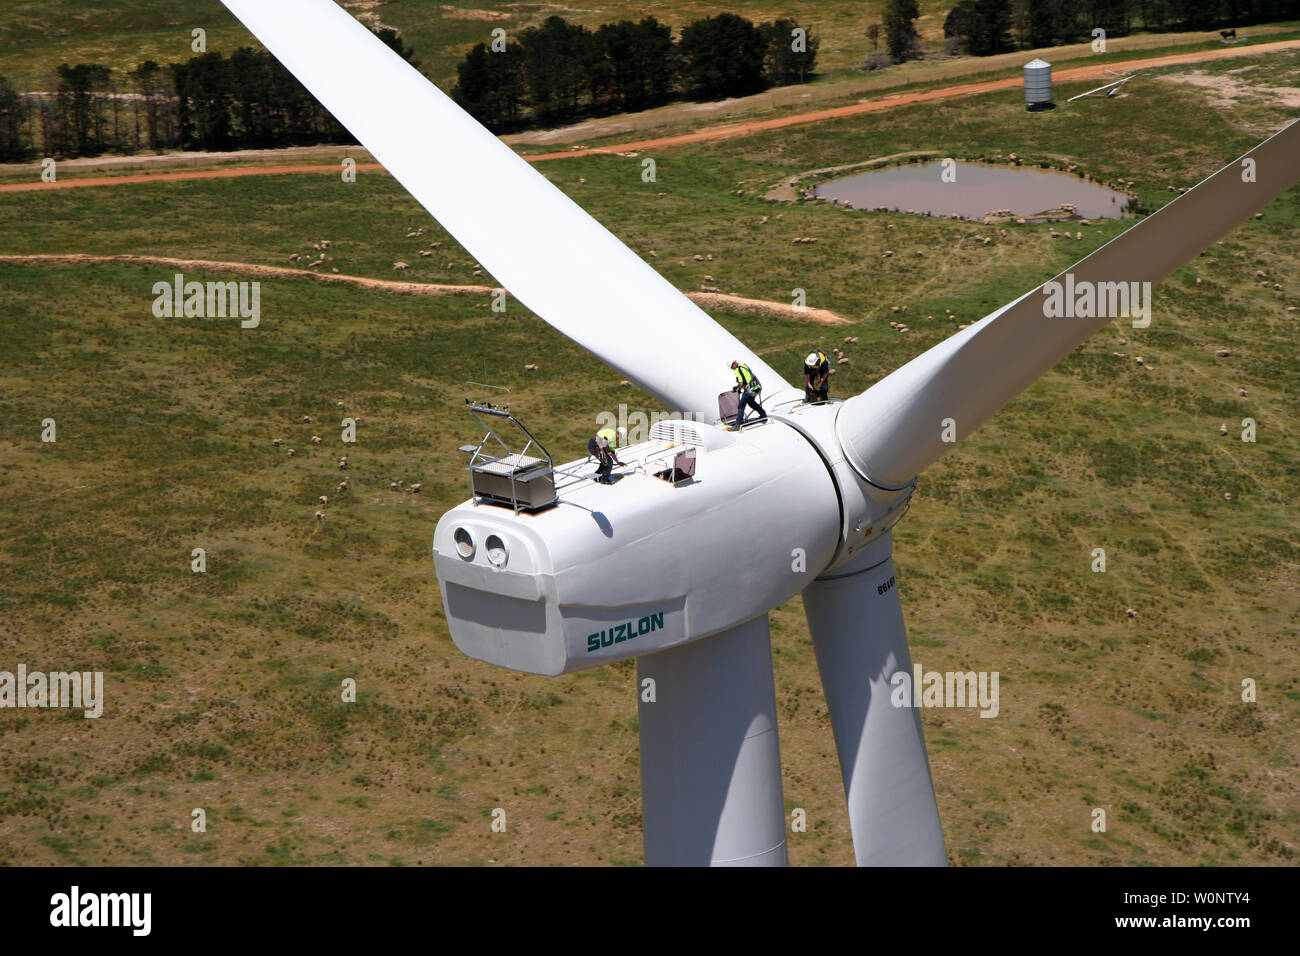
[432, 404, 913, 676]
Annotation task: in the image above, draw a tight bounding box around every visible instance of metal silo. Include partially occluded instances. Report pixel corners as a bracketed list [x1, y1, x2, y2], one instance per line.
[1024, 58, 1054, 111]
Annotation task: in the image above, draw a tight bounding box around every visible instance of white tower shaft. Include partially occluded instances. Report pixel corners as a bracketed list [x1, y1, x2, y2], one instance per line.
[637, 616, 788, 866]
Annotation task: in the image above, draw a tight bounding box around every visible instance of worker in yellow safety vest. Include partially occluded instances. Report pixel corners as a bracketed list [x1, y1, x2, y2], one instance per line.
[730, 360, 767, 429]
[804, 350, 830, 402]
[588, 426, 626, 483]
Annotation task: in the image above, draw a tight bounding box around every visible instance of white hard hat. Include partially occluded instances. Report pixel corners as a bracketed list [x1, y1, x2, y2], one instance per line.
[616, 426, 626, 444]
[805, 351, 820, 367]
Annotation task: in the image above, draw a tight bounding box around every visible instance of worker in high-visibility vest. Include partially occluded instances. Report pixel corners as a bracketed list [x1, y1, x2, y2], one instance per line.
[804, 350, 830, 403]
[588, 425, 626, 483]
[730, 360, 767, 429]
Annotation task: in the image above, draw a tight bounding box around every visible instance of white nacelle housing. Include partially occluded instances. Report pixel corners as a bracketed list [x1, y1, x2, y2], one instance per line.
[433, 419, 839, 675]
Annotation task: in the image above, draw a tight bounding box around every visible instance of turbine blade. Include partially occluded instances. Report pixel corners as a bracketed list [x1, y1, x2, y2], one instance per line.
[217, 0, 794, 416]
[837, 118, 1300, 488]
[803, 533, 946, 865]
[637, 616, 787, 866]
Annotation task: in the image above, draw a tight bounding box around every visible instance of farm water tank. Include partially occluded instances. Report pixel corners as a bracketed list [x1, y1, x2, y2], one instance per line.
[1024, 58, 1054, 111]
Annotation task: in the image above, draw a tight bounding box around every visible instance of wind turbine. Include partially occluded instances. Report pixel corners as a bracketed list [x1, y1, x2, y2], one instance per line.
[218, 0, 1300, 866]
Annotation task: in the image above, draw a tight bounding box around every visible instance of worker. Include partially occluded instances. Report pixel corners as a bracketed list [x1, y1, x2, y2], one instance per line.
[730, 360, 766, 429]
[804, 350, 830, 403]
[588, 426, 625, 483]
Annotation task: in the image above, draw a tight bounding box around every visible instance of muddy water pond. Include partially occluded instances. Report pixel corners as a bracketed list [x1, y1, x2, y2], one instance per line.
[814, 160, 1134, 221]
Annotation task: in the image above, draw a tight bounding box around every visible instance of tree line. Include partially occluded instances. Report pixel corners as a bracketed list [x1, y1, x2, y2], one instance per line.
[882, 0, 1300, 63]
[452, 14, 819, 132]
[0, 27, 419, 162]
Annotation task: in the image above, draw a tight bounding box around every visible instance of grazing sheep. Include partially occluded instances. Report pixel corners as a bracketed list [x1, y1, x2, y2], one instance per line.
[1135, 356, 1144, 365]
[1126, 608, 1137, 618]
[1239, 388, 1247, 396]
[391, 481, 401, 491]
[303, 416, 313, 424]
[287, 448, 296, 457]
[693, 254, 704, 261]
[1215, 349, 1229, 357]
[311, 435, 322, 444]
[393, 261, 409, 271]
[845, 336, 858, 344]
[339, 457, 348, 469]
[1224, 492, 1232, 500]
[337, 401, 345, 409]
[524, 363, 539, 371]
[620, 379, 631, 387]
[272, 438, 283, 447]
[419, 250, 432, 257]
[410, 483, 422, 493]
[319, 495, 328, 505]
[315, 511, 325, 521]
[648, 250, 657, 257]
[321, 240, 331, 249]
[337, 482, 347, 493]
[1219, 424, 1228, 435]
[837, 357, 849, 365]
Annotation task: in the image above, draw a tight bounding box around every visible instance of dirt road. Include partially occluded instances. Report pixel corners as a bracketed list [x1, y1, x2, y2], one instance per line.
[2, 40, 1295, 195]
[0, 254, 851, 325]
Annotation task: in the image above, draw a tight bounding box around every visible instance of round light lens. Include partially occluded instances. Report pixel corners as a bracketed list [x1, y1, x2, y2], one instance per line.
[453, 527, 475, 559]
[485, 534, 508, 567]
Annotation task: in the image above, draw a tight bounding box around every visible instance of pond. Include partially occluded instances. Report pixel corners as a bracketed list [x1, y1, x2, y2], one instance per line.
[813, 160, 1135, 222]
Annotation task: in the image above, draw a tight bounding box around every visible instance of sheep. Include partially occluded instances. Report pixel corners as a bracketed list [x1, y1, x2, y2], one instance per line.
[337, 482, 348, 493]
[287, 448, 296, 457]
[319, 495, 328, 505]
[315, 511, 325, 520]
[837, 357, 850, 365]
[405, 228, 424, 238]
[578, 177, 587, 185]
[1126, 608, 1137, 618]
[337, 401, 345, 409]
[320, 240, 331, 249]
[648, 250, 658, 257]
[311, 435, 322, 445]
[524, 363, 539, 371]
[272, 438, 284, 447]
[338, 457, 348, 469]
[419, 250, 432, 257]
[390, 481, 401, 491]
[844, 337, 858, 344]
[693, 254, 705, 261]
[303, 416, 313, 424]
[410, 483, 422, 493]
[1219, 424, 1228, 435]
[393, 261, 409, 271]
[620, 379, 631, 387]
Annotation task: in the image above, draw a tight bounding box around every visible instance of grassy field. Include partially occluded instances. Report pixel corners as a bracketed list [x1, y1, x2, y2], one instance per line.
[0, 43, 1297, 865]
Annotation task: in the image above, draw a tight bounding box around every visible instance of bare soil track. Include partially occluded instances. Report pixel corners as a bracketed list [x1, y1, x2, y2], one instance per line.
[2, 41, 1296, 195]
[0, 254, 851, 325]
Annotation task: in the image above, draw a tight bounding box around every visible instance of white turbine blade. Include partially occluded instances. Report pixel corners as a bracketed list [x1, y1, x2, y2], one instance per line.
[803, 533, 946, 865]
[637, 616, 787, 866]
[216, 0, 793, 417]
[837, 118, 1300, 488]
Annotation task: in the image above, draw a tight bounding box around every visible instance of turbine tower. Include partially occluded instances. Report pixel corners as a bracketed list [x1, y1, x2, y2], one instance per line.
[218, 0, 1300, 866]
